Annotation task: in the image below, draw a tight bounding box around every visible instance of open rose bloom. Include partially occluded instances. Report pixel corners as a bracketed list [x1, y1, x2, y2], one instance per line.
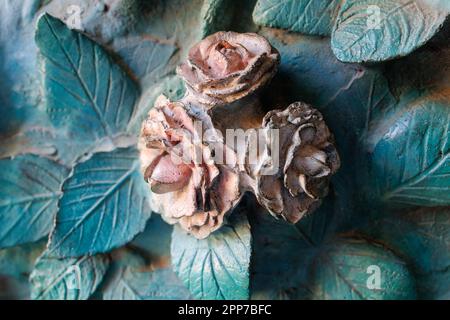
[139, 96, 241, 239]
[177, 31, 280, 107]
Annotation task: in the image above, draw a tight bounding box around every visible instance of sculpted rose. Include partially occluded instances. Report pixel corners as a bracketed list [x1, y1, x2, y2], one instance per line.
[177, 31, 280, 107]
[139, 96, 241, 239]
[250, 102, 340, 223]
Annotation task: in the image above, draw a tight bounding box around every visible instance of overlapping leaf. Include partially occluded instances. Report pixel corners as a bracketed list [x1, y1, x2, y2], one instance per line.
[48, 147, 151, 257]
[332, 0, 448, 63]
[0, 155, 69, 248]
[364, 207, 450, 299]
[253, 0, 341, 36]
[104, 267, 190, 300]
[200, 0, 235, 37]
[365, 98, 450, 207]
[0, 0, 46, 136]
[30, 251, 109, 300]
[249, 191, 347, 300]
[310, 238, 417, 300]
[171, 211, 251, 300]
[0, 241, 45, 299]
[35, 13, 139, 146]
[131, 214, 173, 261]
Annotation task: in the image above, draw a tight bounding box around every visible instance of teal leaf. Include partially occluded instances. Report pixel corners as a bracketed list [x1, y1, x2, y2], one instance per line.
[0, 241, 46, 300]
[48, 147, 152, 257]
[114, 36, 177, 85]
[364, 207, 450, 299]
[0, 0, 46, 136]
[310, 238, 417, 300]
[331, 0, 448, 62]
[127, 75, 185, 134]
[250, 195, 337, 300]
[0, 241, 46, 278]
[104, 267, 191, 300]
[35, 13, 139, 145]
[252, 0, 341, 36]
[171, 211, 251, 300]
[0, 155, 69, 248]
[30, 251, 109, 300]
[200, 0, 235, 37]
[365, 98, 450, 207]
[131, 214, 173, 261]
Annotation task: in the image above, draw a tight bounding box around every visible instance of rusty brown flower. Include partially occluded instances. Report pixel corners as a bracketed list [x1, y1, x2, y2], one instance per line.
[252, 102, 340, 223]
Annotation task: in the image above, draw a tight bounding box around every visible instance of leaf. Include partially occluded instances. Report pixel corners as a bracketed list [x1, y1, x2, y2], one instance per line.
[35, 13, 139, 145]
[114, 36, 177, 85]
[200, 0, 235, 37]
[365, 98, 450, 207]
[0, 155, 69, 248]
[253, 0, 341, 36]
[48, 147, 152, 257]
[104, 267, 191, 300]
[131, 214, 173, 261]
[0, 241, 46, 278]
[0, 0, 46, 136]
[364, 207, 450, 299]
[310, 238, 417, 300]
[103, 249, 191, 300]
[331, 0, 448, 63]
[30, 251, 109, 300]
[249, 194, 337, 300]
[171, 210, 251, 300]
[0, 241, 46, 300]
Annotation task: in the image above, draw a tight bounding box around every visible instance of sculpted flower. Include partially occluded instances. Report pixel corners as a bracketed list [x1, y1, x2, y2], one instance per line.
[177, 31, 280, 107]
[139, 96, 241, 239]
[252, 102, 340, 223]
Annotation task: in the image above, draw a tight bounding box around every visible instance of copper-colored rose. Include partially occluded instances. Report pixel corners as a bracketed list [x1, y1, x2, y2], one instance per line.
[177, 31, 280, 107]
[139, 96, 241, 239]
[252, 102, 340, 223]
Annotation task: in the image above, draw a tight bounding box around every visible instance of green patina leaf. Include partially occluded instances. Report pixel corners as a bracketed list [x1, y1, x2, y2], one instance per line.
[332, 0, 448, 62]
[0, 0, 46, 136]
[171, 210, 251, 300]
[131, 214, 173, 261]
[0, 155, 69, 248]
[364, 207, 450, 299]
[30, 251, 109, 300]
[114, 36, 177, 85]
[0, 241, 46, 300]
[35, 13, 139, 148]
[48, 147, 151, 257]
[0, 241, 45, 278]
[365, 97, 450, 207]
[249, 204, 325, 300]
[310, 238, 417, 300]
[253, 0, 341, 36]
[200, 0, 235, 37]
[104, 267, 191, 300]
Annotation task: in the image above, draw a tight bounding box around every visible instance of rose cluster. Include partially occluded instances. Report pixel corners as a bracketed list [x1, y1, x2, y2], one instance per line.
[139, 31, 340, 238]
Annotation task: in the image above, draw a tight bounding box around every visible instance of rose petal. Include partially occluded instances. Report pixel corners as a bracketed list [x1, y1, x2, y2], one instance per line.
[149, 155, 192, 194]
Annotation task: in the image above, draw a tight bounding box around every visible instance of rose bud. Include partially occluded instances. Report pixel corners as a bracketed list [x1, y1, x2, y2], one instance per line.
[177, 31, 280, 107]
[249, 102, 340, 223]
